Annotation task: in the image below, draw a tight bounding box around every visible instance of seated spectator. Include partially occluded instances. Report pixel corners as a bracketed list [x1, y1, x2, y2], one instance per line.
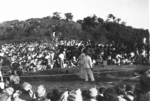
[0, 81, 8, 101]
[0, 80, 5, 91]
[0, 79, 14, 101]
[67, 88, 82, 101]
[124, 85, 134, 101]
[50, 89, 60, 101]
[46, 92, 52, 101]
[59, 91, 69, 101]
[103, 87, 119, 101]
[82, 89, 90, 101]
[97, 87, 106, 101]
[4, 77, 11, 88]
[13, 82, 34, 101]
[115, 84, 128, 101]
[34, 85, 48, 101]
[3, 87, 14, 101]
[133, 84, 142, 101]
[87, 87, 98, 101]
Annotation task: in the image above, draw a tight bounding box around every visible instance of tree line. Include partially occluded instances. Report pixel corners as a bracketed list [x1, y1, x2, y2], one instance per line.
[0, 12, 149, 51]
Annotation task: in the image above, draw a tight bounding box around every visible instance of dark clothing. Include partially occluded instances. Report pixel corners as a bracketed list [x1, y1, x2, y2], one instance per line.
[97, 95, 104, 101]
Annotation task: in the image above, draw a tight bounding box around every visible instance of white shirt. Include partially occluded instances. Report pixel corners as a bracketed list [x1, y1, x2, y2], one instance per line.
[82, 55, 93, 69]
[59, 53, 65, 60]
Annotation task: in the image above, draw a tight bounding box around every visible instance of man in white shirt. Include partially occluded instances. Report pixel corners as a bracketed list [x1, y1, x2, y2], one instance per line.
[82, 50, 95, 82]
[59, 52, 65, 68]
[78, 50, 85, 79]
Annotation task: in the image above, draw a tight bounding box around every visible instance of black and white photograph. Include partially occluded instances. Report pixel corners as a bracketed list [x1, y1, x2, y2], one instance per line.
[0, 0, 149, 101]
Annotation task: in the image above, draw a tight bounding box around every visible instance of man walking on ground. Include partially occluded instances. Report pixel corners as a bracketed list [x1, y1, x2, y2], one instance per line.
[82, 49, 95, 82]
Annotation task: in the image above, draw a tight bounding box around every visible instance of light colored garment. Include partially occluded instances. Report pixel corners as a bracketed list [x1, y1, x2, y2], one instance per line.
[82, 55, 95, 81]
[82, 55, 93, 69]
[0, 92, 9, 101]
[118, 95, 127, 101]
[59, 53, 65, 60]
[86, 99, 97, 101]
[0, 82, 5, 89]
[67, 89, 82, 101]
[59, 91, 69, 101]
[83, 68, 95, 81]
[12, 76, 20, 84]
[78, 53, 85, 79]
[78, 53, 85, 65]
[59, 53, 65, 68]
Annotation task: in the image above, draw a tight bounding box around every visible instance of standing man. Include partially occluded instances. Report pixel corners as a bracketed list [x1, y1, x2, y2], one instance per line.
[82, 49, 95, 82]
[78, 49, 85, 79]
[58, 52, 65, 69]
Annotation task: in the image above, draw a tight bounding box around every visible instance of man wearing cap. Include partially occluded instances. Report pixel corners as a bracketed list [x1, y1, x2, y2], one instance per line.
[82, 49, 95, 82]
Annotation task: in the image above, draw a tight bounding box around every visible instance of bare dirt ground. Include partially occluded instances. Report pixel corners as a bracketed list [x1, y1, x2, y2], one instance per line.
[18, 64, 150, 92]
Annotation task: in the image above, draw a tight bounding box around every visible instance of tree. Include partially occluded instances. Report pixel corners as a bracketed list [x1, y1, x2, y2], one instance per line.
[115, 18, 121, 23]
[52, 12, 61, 20]
[107, 14, 116, 22]
[82, 15, 98, 30]
[121, 21, 126, 26]
[64, 13, 73, 21]
[76, 19, 83, 24]
[97, 17, 104, 26]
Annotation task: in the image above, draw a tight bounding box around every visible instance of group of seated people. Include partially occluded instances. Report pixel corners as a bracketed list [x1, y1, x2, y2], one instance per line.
[0, 40, 149, 74]
[0, 68, 150, 101]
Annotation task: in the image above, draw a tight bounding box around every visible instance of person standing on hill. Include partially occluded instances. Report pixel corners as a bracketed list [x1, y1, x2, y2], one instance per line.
[82, 49, 95, 82]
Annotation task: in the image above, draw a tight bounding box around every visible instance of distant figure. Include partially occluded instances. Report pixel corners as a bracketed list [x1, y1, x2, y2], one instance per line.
[58, 52, 65, 69]
[78, 49, 85, 79]
[82, 50, 95, 82]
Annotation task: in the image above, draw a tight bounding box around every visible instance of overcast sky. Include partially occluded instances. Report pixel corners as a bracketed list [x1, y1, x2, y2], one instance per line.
[0, 0, 149, 29]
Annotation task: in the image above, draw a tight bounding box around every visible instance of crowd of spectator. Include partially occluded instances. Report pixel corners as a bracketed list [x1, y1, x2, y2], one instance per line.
[0, 68, 150, 101]
[0, 39, 149, 101]
[0, 40, 149, 74]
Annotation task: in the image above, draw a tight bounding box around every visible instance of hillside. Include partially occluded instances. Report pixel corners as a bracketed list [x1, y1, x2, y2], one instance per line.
[0, 14, 149, 49]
